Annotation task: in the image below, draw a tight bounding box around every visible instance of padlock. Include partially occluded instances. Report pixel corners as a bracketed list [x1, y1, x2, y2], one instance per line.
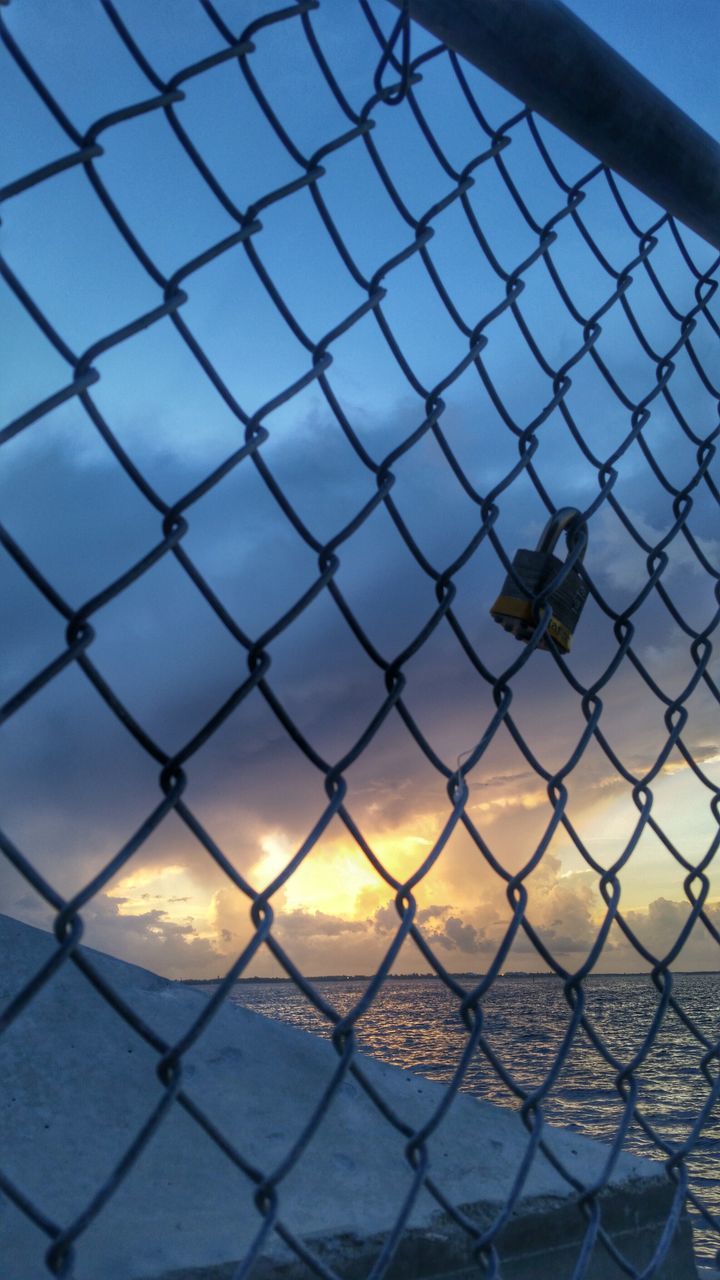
[490, 508, 588, 654]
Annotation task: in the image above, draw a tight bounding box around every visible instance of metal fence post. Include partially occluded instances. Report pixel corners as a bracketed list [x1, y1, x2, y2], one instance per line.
[387, 0, 720, 250]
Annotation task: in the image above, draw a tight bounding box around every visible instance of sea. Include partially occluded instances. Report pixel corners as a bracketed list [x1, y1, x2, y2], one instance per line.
[207, 971, 720, 1268]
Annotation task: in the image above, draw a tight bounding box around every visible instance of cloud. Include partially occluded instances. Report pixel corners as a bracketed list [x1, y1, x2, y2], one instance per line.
[7, 839, 720, 980]
[618, 897, 720, 969]
[470, 787, 548, 819]
[373, 902, 454, 936]
[2, 354, 718, 989]
[416, 903, 453, 925]
[471, 771, 536, 790]
[368, 854, 602, 965]
[275, 909, 368, 939]
[590, 504, 720, 595]
[2, 0, 719, 1034]
[79, 895, 228, 979]
[429, 915, 485, 955]
[372, 902, 401, 935]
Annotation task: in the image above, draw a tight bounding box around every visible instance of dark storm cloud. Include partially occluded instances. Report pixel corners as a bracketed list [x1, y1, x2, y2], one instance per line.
[2, 323, 718, 952]
[2, 379, 717, 900]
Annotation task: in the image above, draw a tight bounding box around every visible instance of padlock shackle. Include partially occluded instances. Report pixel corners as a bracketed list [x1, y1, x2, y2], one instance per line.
[537, 507, 587, 563]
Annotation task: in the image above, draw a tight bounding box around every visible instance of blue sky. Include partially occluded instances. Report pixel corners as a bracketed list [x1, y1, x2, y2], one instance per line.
[1, 0, 719, 978]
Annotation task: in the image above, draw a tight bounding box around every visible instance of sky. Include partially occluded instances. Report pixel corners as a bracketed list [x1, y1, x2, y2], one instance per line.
[1, 0, 719, 980]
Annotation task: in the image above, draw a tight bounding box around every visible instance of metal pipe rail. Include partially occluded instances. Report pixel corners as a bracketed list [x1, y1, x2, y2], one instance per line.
[388, 0, 720, 251]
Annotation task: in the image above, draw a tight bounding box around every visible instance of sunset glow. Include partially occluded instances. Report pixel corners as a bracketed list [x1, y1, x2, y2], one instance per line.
[1, 0, 718, 989]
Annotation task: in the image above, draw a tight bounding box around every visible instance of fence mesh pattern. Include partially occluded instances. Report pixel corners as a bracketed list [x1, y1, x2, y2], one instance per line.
[1, 1, 720, 1277]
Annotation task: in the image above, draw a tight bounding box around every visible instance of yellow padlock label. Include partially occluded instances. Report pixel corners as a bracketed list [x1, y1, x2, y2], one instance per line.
[490, 595, 573, 653]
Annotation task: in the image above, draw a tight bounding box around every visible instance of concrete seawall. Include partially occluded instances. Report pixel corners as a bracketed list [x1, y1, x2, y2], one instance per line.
[0, 914, 699, 1279]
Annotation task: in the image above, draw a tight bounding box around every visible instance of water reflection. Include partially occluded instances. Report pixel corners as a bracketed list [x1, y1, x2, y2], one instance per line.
[215, 972, 720, 1264]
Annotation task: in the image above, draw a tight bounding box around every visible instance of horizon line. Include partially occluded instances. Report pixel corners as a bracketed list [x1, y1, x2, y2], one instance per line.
[179, 968, 720, 984]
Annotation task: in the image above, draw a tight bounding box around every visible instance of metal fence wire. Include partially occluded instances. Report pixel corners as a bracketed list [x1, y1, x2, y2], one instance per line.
[1, 1, 719, 1278]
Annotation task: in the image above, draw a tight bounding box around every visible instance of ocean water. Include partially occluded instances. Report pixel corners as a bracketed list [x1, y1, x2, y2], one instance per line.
[218, 971, 720, 1267]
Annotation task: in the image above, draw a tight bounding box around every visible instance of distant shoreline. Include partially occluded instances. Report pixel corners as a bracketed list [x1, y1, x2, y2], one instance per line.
[180, 969, 719, 985]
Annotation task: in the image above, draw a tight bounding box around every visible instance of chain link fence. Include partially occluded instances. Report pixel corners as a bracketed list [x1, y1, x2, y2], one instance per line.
[1, 1, 719, 1277]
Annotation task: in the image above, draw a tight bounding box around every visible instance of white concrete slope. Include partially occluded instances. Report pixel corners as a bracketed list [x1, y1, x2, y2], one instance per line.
[0, 915, 698, 1280]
